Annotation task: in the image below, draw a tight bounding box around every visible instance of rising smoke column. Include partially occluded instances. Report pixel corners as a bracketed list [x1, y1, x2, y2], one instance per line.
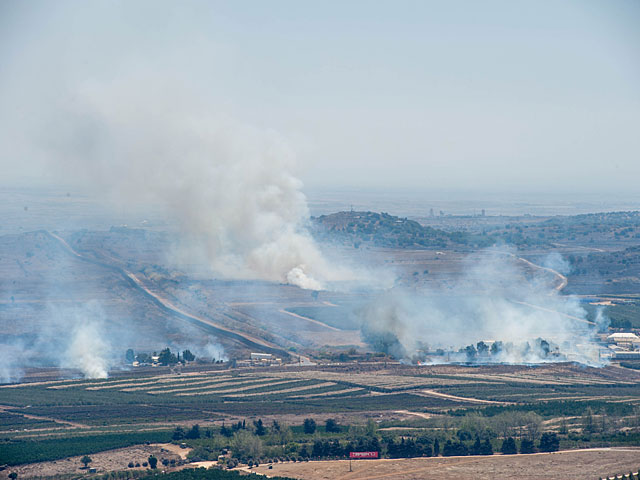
[63, 320, 110, 379]
[0, 1, 361, 291]
[39, 83, 345, 290]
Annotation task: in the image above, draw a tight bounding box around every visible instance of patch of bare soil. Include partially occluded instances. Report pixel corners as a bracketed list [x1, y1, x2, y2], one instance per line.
[252, 448, 640, 480]
[0, 444, 184, 479]
[153, 443, 192, 460]
[393, 410, 432, 420]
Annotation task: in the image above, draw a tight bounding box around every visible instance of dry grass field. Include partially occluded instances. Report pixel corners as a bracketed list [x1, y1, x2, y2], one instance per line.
[252, 448, 640, 480]
[0, 444, 183, 479]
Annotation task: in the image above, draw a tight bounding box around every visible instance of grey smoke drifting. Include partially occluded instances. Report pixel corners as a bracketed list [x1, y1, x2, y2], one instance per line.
[38, 85, 351, 290]
[361, 248, 605, 366]
[0, 302, 117, 381]
[0, 1, 353, 291]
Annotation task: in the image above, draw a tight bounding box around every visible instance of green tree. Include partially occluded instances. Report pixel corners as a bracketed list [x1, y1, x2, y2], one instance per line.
[490, 341, 503, 355]
[476, 341, 489, 355]
[148, 455, 158, 469]
[365, 419, 378, 437]
[325, 418, 341, 433]
[538, 432, 559, 452]
[582, 407, 595, 434]
[232, 430, 263, 459]
[125, 349, 135, 363]
[253, 419, 266, 436]
[464, 345, 477, 362]
[158, 348, 178, 365]
[80, 456, 92, 468]
[220, 423, 232, 437]
[303, 418, 316, 434]
[520, 438, 536, 454]
[185, 424, 200, 439]
[182, 349, 195, 362]
[471, 435, 482, 455]
[481, 438, 493, 455]
[500, 437, 517, 455]
[8, 473, 18, 480]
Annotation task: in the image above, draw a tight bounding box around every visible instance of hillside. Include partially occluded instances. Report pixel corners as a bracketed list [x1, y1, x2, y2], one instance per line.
[311, 211, 495, 249]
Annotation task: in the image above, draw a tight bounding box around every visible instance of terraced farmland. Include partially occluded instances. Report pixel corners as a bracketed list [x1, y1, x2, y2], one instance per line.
[1, 362, 638, 442]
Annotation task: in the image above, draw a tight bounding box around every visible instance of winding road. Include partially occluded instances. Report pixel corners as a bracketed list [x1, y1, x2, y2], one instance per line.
[45, 231, 291, 358]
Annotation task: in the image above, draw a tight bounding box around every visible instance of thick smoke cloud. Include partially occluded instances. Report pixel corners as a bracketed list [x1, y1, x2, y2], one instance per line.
[361, 248, 606, 366]
[34, 83, 355, 290]
[0, 2, 353, 291]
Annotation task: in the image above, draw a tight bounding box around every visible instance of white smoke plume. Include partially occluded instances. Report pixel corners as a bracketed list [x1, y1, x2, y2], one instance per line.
[199, 342, 228, 363]
[361, 248, 605, 366]
[51, 302, 114, 379]
[63, 320, 110, 379]
[36, 83, 350, 290]
[0, 2, 353, 291]
[0, 302, 117, 381]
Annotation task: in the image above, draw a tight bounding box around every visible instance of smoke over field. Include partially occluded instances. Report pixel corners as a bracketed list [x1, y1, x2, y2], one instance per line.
[0, 2, 619, 382]
[40, 89, 344, 290]
[360, 248, 606, 366]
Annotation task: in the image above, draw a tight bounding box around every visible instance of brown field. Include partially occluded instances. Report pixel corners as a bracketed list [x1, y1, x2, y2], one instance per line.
[252, 448, 640, 480]
[0, 444, 183, 479]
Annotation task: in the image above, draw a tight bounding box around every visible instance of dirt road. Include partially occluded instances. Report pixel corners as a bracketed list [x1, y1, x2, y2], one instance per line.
[279, 309, 341, 332]
[515, 255, 568, 292]
[415, 389, 508, 405]
[46, 231, 290, 357]
[0, 405, 89, 429]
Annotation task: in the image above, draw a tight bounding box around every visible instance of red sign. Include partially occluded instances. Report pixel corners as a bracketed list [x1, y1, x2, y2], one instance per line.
[350, 451, 378, 459]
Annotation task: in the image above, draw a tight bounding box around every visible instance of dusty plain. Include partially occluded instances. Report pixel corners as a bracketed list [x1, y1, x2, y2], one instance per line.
[252, 448, 640, 480]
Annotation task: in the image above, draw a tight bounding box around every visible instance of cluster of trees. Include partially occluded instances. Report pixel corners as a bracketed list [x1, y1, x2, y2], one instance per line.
[219, 420, 250, 438]
[441, 434, 493, 457]
[180, 418, 342, 446]
[125, 348, 196, 365]
[387, 437, 435, 458]
[501, 432, 559, 454]
[176, 416, 565, 468]
[313, 210, 506, 250]
[460, 338, 559, 362]
[306, 436, 380, 459]
[172, 425, 202, 440]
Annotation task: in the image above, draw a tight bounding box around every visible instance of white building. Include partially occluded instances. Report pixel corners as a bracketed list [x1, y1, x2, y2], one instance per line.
[607, 333, 640, 349]
[249, 353, 282, 366]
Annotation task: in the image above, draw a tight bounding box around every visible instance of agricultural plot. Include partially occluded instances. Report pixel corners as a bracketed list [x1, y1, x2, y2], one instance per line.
[0, 411, 61, 432]
[1, 363, 638, 441]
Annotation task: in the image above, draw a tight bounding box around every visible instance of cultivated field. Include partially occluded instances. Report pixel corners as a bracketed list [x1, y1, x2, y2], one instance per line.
[2, 363, 639, 440]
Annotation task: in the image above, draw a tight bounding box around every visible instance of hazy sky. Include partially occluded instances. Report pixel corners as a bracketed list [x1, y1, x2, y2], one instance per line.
[1, 0, 638, 196]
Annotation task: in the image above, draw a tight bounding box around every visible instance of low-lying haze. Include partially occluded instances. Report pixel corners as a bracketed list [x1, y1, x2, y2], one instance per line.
[0, 1, 634, 379]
